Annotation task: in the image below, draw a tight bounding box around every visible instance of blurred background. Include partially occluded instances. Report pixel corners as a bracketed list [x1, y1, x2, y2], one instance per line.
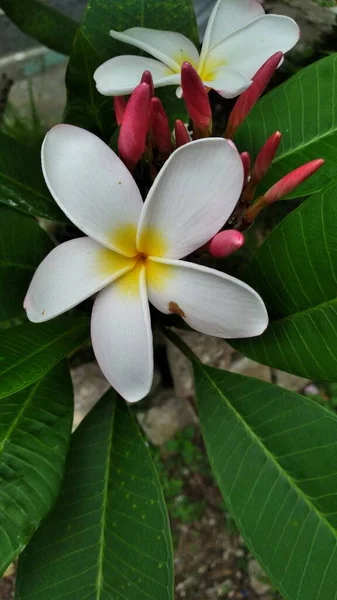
[1, 1, 337, 598]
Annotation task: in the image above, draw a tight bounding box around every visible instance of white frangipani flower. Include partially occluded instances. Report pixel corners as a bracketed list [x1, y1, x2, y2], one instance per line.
[25, 125, 268, 402]
[94, 0, 300, 99]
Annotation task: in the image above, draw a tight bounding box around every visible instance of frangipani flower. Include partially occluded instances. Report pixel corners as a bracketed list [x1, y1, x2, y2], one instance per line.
[94, 0, 300, 99]
[25, 125, 268, 402]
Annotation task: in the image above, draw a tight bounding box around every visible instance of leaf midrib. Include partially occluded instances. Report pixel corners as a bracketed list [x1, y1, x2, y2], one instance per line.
[0, 377, 42, 454]
[95, 401, 116, 600]
[198, 364, 337, 543]
[269, 295, 337, 325]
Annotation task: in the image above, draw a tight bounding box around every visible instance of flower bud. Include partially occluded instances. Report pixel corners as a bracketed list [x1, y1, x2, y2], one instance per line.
[174, 120, 190, 147]
[113, 96, 126, 126]
[240, 152, 251, 186]
[225, 52, 283, 138]
[140, 70, 154, 97]
[263, 159, 324, 204]
[208, 230, 245, 258]
[150, 97, 172, 154]
[181, 62, 212, 135]
[118, 82, 151, 170]
[253, 131, 282, 184]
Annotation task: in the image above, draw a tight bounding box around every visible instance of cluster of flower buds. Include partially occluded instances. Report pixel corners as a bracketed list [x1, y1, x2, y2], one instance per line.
[113, 51, 324, 259]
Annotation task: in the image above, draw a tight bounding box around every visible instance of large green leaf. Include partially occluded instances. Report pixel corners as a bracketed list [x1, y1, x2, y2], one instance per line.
[195, 363, 337, 600]
[0, 0, 78, 55]
[0, 132, 64, 221]
[0, 362, 73, 575]
[0, 206, 53, 329]
[235, 53, 337, 198]
[0, 316, 89, 399]
[16, 391, 173, 600]
[234, 182, 337, 380]
[65, 0, 198, 138]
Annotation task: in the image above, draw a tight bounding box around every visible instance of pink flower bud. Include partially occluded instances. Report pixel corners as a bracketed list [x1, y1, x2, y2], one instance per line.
[252, 131, 282, 183]
[181, 62, 212, 134]
[140, 70, 154, 97]
[208, 230, 245, 258]
[174, 120, 190, 147]
[225, 52, 283, 138]
[240, 152, 251, 186]
[118, 82, 151, 171]
[113, 96, 126, 126]
[150, 97, 172, 154]
[264, 159, 324, 204]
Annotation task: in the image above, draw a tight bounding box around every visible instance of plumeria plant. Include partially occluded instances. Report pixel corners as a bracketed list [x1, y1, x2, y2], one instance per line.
[1, 0, 337, 598]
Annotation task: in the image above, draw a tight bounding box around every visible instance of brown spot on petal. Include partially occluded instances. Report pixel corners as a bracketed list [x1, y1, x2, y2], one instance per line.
[42, 309, 46, 316]
[168, 301, 186, 318]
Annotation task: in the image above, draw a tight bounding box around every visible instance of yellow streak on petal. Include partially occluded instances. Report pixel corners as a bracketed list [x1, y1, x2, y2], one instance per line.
[98, 247, 137, 278]
[145, 259, 175, 292]
[138, 227, 168, 258]
[173, 51, 198, 70]
[115, 261, 143, 297]
[110, 223, 138, 257]
[199, 57, 228, 83]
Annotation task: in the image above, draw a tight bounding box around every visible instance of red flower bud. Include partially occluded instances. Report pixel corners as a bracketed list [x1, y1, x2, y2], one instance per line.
[208, 230, 245, 258]
[113, 96, 126, 126]
[240, 152, 251, 186]
[118, 82, 151, 171]
[252, 131, 282, 184]
[174, 120, 190, 147]
[264, 159, 324, 204]
[140, 70, 154, 98]
[225, 52, 283, 138]
[150, 97, 171, 154]
[181, 62, 212, 135]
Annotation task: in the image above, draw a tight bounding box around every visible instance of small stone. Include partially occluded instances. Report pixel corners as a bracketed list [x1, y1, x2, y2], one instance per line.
[71, 362, 110, 429]
[248, 559, 272, 596]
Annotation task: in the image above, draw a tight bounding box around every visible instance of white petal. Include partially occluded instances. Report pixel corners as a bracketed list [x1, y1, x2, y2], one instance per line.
[200, 0, 264, 66]
[205, 15, 300, 81]
[94, 55, 181, 96]
[203, 66, 251, 99]
[42, 125, 143, 257]
[25, 237, 136, 323]
[137, 138, 243, 259]
[91, 264, 153, 403]
[109, 27, 200, 72]
[146, 258, 268, 338]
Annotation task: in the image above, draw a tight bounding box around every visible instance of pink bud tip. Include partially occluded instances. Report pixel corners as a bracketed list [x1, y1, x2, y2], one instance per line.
[253, 131, 282, 183]
[174, 119, 190, 147]
[140, 70, 154, 97]
[226, 52, 283, 138]
[181, 62, 212, 131]
[113, 96, 126, 126]
[118, 82, 151, 170]
[150, 97, 172, 154]
[208, 230, 245, 258]
[240, 152, 251, 186]
[264, 159, 324, 204]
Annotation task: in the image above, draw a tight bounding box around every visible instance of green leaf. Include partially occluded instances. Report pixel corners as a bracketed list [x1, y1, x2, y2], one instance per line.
[195, 363, 337, 600]
[0, 206, 53, 328]
[0, 0, 78, 55]
[16, 391, 174, 600]
[0, 132, 65, 221]
[0, 362, 73, 575]
[235, 53, 337, 198]
[234, 182, 337, 380]
[65, 0, 198, 138]
[0, 316, 89, 400]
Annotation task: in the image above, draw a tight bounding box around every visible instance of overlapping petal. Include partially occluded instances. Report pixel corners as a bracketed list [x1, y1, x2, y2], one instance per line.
[146, 258, 268, 338]
[42, 125, 143, 256]
[137, 138, 243, 259]
[91, 264, 153, 403]
[109, 27, 200, 71]
[25, 237, 136, 323]
[200, 0, 264, 68]
[204, 15, 300, 81]
[94, 55, 180, 96]
[203, 65, 251, 99]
